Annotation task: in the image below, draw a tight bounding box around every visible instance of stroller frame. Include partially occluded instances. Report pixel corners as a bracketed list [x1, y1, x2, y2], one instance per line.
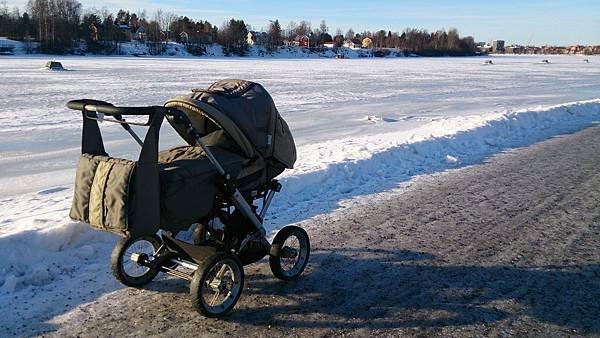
[67, 99, 310, 317]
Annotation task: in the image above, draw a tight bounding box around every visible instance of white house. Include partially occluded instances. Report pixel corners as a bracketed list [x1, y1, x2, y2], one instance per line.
[247, 31, 269, 46]
[343, 39, 362, 49]
[179, 31, 189, 43]
[134, 27, 146, 41]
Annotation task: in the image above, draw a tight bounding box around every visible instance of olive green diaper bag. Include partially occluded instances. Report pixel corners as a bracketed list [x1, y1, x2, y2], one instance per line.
[70, 154, 136, 235]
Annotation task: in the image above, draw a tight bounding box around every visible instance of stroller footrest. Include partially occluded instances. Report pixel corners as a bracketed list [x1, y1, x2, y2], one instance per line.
[162, 233, 217, 265]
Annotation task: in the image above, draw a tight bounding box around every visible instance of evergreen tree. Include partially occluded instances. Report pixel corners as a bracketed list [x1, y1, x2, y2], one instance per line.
[267, 19, 282, 50]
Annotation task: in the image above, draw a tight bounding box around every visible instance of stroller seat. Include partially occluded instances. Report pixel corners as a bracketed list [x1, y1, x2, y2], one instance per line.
[157, 145, 249, 231]
[158, 145, 247, 182]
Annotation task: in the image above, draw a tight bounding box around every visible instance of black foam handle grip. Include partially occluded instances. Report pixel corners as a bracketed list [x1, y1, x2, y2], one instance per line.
[66, 99, 165, 116]
[67, 99, 111, 111]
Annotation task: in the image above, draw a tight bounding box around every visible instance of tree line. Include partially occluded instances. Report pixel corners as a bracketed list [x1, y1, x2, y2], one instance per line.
[0, 0, 477, 56]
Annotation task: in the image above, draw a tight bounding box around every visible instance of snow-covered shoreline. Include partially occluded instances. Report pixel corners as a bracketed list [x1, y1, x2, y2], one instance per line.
[2, 37, 596, 60]
[1, 37, 376, 59]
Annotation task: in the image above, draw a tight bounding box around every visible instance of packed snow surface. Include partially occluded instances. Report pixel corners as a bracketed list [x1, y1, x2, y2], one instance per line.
[1, 54, 600, 333]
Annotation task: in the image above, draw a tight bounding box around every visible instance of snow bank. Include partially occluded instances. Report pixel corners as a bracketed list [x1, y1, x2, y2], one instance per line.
[1, 99, 600, 331]
[0, 191, 114, 292]
[0, 37, 23, 54]
[268, 99, 600, 227]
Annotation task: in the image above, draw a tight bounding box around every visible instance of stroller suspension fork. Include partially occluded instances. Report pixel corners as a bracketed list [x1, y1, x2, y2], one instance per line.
[231, 190, 266, 237]
[259, 189, 277, 220]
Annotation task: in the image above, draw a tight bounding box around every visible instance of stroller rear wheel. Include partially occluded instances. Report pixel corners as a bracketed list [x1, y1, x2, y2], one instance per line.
[269, 226, 310, 281]
[111, 234, 161, 287]
[190, 253, 244, 317]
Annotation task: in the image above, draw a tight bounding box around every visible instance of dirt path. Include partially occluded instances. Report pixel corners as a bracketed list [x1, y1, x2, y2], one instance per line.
[45, 127, 600, 337]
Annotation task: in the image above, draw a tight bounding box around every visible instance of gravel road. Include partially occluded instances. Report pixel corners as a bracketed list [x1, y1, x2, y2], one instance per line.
[44, 127, 600, 337]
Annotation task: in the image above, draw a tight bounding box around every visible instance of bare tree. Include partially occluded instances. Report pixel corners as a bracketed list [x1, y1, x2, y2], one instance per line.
[345, 28, 354, 40]
[153, 9, 176, 40]
[294, 20, 310, 37]
[27, 0, 81, 53]
[285, 20, 296, 39]
[318, 19, 327, 35]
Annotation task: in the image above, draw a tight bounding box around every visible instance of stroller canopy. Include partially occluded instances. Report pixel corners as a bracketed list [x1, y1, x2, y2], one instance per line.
[165, 79, 296, 169]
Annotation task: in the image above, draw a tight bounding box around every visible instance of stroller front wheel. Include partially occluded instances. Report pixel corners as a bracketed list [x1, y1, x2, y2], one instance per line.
[110, 234, 161, 288]
[190, 253, 244, 317]
[269, 226, 310, 281]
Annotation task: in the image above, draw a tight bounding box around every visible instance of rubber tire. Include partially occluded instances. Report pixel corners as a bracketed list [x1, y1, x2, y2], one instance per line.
[111, 234, 162, 288]
[190, 253, 244, 318]
[269, 226, 310, 281]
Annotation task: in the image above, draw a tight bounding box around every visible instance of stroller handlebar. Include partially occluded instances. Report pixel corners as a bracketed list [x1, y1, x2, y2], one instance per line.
[67, 99, 166, 116]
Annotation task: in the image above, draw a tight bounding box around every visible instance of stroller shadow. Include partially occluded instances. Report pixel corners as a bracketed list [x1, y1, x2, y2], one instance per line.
[228, 248, 600, 333]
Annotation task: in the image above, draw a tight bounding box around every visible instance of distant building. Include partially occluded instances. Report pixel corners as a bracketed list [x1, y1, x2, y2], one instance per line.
[491, 40, 505, 53]
[179, 31, 189, 43]
[477, 42, 492, 54]
[343, 39, 362, 49]
[117, 24, 132, 41]
[567, 45, 585, 54]
[362, 37, 373, 49]
[247, 31, 269, 46]
[134, 27, 146, 41]
[505, 45, 525, 54]
[89, 23, 98, 42]
[542, 45, 567, 54]
[525, 46, 541, 54]
[586, 45, 600, 55]
[293, 35, 310, 48]
[323, 41, 335, 48]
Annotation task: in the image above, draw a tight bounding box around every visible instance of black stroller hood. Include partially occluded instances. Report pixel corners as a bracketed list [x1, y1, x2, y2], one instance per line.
[165, 79, 296, 169]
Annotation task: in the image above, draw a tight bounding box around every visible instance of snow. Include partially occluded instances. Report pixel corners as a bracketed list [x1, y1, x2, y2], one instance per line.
[0, 37, 24, 54]
[0, 54, 600, 334]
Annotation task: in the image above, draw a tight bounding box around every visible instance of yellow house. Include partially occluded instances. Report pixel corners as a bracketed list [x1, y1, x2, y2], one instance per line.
[362, 37, 373, 49]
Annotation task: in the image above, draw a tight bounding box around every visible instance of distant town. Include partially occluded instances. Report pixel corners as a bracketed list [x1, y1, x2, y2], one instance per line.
[478, 40, 600, 55]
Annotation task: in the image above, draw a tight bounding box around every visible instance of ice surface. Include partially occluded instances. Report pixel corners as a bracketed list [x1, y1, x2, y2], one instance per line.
[0, 54, 600, 332]
[2, 54, 599, 197]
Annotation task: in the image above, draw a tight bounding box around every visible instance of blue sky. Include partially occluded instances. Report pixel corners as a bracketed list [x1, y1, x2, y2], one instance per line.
[6, 0, 600, 45]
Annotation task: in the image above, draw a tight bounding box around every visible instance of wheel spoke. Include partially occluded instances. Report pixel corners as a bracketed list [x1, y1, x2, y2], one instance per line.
[209, 288, 221, 306]
[270, 227, 310, 281]
[121, 239, 156, 278]
[280, 234, 303, 276]
[215, 263, 228, 279]
[197, 257, 243, 315]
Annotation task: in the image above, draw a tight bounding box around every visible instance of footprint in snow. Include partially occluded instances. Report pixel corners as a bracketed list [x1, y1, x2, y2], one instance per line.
[37, 187, 68, 195]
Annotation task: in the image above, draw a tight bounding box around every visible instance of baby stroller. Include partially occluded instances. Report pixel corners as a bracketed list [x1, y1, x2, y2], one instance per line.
[67, 79, 310, 317]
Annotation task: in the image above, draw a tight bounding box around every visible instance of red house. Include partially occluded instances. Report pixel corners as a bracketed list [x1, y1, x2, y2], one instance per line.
[293, 35, 310, 48]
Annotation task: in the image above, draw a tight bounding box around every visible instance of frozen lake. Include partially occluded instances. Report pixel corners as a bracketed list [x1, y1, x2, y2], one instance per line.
[2, 54, 600, 331]
[1, 54, 600, 197]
